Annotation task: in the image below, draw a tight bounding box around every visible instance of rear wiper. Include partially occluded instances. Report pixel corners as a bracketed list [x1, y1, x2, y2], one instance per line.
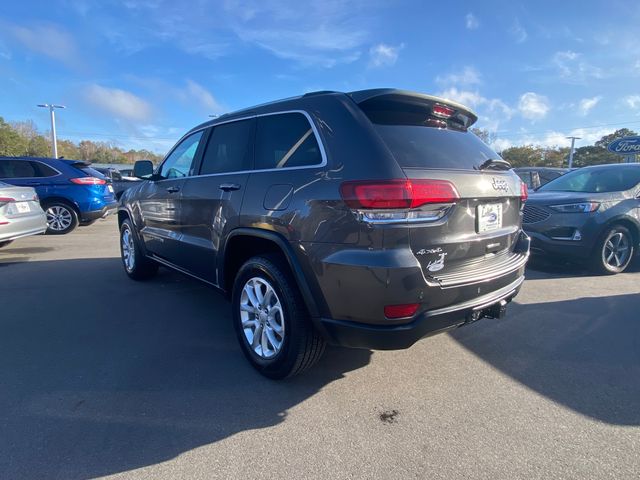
[477, 159, 512, 171]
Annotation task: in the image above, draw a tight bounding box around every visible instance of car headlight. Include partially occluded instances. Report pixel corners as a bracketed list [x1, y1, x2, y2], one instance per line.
[549, 202, 600, 213]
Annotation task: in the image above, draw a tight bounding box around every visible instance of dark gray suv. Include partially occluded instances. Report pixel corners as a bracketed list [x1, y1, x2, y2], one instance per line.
[118, 89, 530, 378]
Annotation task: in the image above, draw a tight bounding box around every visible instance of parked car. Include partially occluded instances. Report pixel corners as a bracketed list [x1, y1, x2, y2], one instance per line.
[118, 89, 530, 378]
[0, 181, 47, 248]
[514, 167, 567, 190]
[0, 156, 117, 234]
[524, 163, 640, 273]
[94, 167, 140, 200]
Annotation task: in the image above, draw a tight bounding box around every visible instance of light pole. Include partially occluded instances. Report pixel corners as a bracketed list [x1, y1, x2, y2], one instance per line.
[566, 136, 581, 169]
[37, 104, 66, 158]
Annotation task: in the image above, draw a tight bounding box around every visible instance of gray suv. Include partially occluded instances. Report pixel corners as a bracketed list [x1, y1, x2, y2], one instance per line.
[118, 89, 530, 378]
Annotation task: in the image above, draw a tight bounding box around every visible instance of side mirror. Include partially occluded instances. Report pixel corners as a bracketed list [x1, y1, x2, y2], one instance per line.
[133, 160, 154, 179]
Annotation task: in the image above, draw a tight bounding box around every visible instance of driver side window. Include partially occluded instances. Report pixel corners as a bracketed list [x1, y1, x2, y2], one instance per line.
[159, 131, 203, 179]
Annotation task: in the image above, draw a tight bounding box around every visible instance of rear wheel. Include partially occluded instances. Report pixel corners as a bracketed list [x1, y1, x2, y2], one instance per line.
[592, 225, 634, 274]
[119, 218, 158, 280]
[232, 255, 325, 379]
[44, 202, 78, 235]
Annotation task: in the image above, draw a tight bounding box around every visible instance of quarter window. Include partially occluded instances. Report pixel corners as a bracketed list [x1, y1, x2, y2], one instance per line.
[255, 113, 322, 170]
[159, 131, 204, 179]
[200, 119, 254, 175]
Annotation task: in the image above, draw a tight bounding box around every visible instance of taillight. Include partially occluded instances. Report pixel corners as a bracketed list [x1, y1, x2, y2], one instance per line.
[0, 197, 15, 206]
[520, 182, 528, 203]
[384, 303, 419, 319]
[340, 179, 459, 210]
[70, 177, 106, 185]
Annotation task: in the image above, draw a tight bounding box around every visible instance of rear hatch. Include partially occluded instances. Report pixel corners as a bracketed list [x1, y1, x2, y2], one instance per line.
[354, 91, 528, 288]
[64, 161, 116, 201]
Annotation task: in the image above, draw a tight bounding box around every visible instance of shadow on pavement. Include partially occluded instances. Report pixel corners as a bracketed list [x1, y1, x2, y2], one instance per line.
[451, 293, 640, 426]
[0, 258, 371, 479]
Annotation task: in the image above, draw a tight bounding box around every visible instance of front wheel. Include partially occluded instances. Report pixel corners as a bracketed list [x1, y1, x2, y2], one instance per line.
[44, 202, 78, 234]
[592, 225, 635, 274]
[119, 218, 158, 280]
[232, 255, 325, 379]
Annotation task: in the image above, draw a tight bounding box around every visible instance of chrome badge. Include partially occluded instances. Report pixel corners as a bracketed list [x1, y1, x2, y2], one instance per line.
[492, 177, 509, 192]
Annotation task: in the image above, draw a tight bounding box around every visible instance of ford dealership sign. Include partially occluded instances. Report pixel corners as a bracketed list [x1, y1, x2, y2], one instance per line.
[608, 136, 640, 155]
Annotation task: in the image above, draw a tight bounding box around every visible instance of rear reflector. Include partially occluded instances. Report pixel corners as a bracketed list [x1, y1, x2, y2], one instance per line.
[520, 182, 528, 203]
[432, 104, 455, 118]
[384, 303, 419, 319]
[70, 177, 106, 185]
[340, 179, 459, 210]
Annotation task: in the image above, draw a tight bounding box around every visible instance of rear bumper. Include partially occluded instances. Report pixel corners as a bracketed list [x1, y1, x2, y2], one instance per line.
[317, 275, 524, 350]
[80, 202, 117, 222]
[0, 213, 47, 242]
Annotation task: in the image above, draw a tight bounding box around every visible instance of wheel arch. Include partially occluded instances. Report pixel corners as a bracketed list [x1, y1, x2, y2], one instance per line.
[221, 228, 323, 318]
[605, 215, 640, 248]
[40, 196, 81, 215]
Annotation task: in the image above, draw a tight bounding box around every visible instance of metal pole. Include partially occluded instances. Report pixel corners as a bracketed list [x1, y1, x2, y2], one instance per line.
[566, 136, 581, 169]
[49, 106, 58, 158]
[37, 104, 65, 158]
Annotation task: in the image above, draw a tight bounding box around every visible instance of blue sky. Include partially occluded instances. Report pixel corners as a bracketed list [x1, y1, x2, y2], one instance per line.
[1, 0, 640, 153]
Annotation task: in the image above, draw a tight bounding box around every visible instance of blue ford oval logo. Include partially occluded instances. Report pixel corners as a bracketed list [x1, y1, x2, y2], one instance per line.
[608, 136, 640, 155]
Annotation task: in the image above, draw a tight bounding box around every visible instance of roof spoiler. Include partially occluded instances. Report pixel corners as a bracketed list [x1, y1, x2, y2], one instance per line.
[348, 88, 478, 128]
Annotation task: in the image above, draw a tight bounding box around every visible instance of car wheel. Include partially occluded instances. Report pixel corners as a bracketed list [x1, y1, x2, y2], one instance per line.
[232, 255, 326, 379]
[119, 218, 159, 280]
[0, 240, 13, 248]
[593, 225, 635, 274]
[44, 202, 78, 235]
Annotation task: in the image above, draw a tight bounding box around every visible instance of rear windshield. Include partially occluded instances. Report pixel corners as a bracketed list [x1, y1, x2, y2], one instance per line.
[539, 166, 640, 193]
[359, 98, 500, 170]
[76, 165, 106, 179]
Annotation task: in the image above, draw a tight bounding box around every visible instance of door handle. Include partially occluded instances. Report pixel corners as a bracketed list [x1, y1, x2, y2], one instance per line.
[219, 183, 241, 192]
[166, 186, 180, 193]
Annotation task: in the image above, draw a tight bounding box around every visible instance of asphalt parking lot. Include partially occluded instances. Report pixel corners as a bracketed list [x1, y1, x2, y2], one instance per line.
[1, 217, 639, 480]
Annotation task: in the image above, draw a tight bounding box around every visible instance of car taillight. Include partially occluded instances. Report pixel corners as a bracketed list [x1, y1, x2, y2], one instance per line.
[520, 182, 528, 203]
[70, 177, 106, 185]
[340, 179, 459, 210]
[0, 196, 15, 206]
[384, 303, 419, 319]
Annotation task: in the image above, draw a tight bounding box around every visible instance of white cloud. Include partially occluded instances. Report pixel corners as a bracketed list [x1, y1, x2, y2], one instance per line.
[552, 50, 604, 82]
[624, 95, 640, 110]
[509, 19, 527, 43]
[518, 92, 550, 120]
[437, 88, 513, 134]
[184, 80, 222, 112]
[578, 96, 601, 116]
[465, 13, 479, 30]
[436, 66, 481, 86]
[84, 84, 153, 122]
[7, 23, 78, 66]
[368, 43, 403, 67]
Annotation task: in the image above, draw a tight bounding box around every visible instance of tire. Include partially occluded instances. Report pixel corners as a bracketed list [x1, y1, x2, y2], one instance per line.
[0, 240, 13, 248]
[119, 218, 159, 280]
[592, 225, 635, 274]
[232, 255, 326, 379]
[44, 201, 78, 235]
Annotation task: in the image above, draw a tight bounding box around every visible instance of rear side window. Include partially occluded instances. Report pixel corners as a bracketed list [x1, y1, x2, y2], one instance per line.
[76, 165, 105, 178]
[359, 98, 500, 170]
[255, 113, 322, 170]
[200, 119, 254, 175]
[31, 161, 59, 177]
[0, 160, 37, 178]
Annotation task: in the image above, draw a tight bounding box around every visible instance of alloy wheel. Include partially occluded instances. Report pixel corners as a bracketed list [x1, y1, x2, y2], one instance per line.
[603, 231, 631, 269]
[121, 226, 136, 272]
[239, 277, 285, 359]
[46, 205, 73, 232]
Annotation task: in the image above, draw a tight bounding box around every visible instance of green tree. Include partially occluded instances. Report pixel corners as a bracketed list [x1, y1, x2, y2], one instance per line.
[0, 117, 28, 155]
